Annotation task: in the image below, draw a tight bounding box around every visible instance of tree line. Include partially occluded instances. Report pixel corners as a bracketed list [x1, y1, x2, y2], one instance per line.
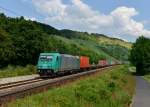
[130, 36, 150, 75]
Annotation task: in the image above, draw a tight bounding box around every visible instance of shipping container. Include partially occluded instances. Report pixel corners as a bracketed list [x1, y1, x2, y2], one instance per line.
[80, 56, 90, 69]
[99, 60, 108, 66]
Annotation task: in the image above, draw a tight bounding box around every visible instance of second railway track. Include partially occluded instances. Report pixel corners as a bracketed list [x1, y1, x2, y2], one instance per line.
[0, 78, 44, 90]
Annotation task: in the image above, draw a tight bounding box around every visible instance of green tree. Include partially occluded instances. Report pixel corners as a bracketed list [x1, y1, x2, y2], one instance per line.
[130, 36, 150, 75]
[0, 28, 14, 67]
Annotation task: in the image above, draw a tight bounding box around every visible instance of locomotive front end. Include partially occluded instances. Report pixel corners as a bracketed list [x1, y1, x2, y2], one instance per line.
[37, 53, 60, 77]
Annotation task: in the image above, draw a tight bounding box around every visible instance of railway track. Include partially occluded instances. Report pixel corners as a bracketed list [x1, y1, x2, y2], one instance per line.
[0, 78, 44, 90]
[0, 65, 119, 106]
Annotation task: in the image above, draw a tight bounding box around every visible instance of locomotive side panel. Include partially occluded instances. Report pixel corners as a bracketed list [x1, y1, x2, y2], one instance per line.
[60, 54, 80, 72]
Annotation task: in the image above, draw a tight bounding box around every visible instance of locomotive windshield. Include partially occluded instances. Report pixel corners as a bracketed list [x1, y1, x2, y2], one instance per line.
[40, 55, 53, 61]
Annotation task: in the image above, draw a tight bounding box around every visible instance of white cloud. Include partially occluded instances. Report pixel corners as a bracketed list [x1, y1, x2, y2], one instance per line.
[32, 0, 66, 17]
[24, 16, 37, 21]
[111, 7, 150, 37]
[32, 0, 150, 41]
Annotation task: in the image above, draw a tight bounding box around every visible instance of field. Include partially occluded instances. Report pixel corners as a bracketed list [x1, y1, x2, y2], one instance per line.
[0, 65, 36, 78]
[7, 65, 135, 107]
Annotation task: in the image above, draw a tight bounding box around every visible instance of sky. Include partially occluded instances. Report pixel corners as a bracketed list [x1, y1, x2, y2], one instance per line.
[0, 0, 150, 42]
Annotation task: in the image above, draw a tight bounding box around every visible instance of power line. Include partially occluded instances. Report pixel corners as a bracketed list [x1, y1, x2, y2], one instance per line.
[0, 5, 22, 16]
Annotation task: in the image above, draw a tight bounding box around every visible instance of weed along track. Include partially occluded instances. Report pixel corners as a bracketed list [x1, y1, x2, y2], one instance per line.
[0, 65, 118, 106]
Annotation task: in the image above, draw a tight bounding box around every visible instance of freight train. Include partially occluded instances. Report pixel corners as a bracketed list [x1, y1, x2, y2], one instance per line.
[37, 53, 118, 77]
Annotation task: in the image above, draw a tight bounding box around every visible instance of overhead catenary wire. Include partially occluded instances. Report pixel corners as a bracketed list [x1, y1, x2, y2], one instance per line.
[0, 5, 41, 21]
[0, 5, 22, 16]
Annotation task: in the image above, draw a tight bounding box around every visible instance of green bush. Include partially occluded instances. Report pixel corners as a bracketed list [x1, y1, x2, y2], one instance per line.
[0, 65, 36, 78]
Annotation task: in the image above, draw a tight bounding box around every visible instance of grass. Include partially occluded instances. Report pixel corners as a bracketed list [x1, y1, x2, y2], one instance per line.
[129, 67, 150, 83]
[143, 74, 150, 83]
[0, 65, 37, 78]
[6, 65, 135, 107]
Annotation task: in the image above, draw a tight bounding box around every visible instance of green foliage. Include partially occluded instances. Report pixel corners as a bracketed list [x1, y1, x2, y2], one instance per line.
[143, 72, 150, 83]
[44, 36, 104, 63]
[92, 33, 132, 49]
[0, 14, 51, 67]
[0, 13, 130, 67]
[0, 65, 36, 78]
[0, 28, 14, 67]
[7, 65, 135, 107]
[58, 30, 130, 61]
[99, 44, 130, 61]
[144, 74, 150, 83]
[130, 36, 150, 75]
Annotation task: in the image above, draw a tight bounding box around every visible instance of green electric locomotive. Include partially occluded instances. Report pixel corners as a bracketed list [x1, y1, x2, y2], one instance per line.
[37, 53, 80, 77]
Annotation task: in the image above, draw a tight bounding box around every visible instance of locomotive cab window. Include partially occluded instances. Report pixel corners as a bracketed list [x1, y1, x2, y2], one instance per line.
[47, 56, 53, 60]
[40, 56, 46, 60]
[40, 55, 53, 61]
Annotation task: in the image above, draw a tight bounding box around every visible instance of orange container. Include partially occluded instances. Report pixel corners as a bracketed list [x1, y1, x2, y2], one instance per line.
[80, 56, 90, 69]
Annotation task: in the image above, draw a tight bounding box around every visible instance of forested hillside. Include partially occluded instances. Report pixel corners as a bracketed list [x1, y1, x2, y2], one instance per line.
[0, 13, 131, 67]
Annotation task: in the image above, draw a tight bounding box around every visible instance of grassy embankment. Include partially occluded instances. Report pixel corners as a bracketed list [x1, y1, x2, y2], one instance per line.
[128, 67, 150, 83]
[0, 65, 36, 78]
[143, 74, 150, 83]
[7, 65, 135, 107]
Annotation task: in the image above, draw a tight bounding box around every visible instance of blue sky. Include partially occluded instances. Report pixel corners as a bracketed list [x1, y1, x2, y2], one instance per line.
[0, 0, 150, 42]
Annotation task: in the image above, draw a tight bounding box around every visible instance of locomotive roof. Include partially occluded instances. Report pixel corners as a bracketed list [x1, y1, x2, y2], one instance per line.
[40, 53, 79, 58]
[40, 53, 60, 55]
